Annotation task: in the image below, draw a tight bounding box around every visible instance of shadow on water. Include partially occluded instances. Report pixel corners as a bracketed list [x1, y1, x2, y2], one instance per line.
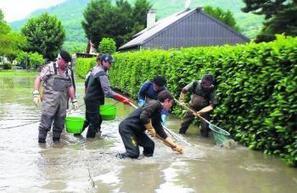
[0, 75, 296, 193]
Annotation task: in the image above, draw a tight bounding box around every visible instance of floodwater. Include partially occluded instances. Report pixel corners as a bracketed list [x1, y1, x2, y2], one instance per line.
[0, 74, 296, 193]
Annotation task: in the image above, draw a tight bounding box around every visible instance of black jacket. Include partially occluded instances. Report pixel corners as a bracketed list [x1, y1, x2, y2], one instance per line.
[120, 100, 168, 139]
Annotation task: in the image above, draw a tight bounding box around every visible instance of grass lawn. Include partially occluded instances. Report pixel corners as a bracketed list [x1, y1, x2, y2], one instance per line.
[0, 70, 37, 77]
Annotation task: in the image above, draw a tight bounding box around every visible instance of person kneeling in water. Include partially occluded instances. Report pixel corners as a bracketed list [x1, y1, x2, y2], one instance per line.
[117, 90, 183, 159]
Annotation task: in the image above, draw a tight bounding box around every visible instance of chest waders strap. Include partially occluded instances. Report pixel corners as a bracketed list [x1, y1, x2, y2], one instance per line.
[53, 62, 57, 75]
[192, 81, 198, 94]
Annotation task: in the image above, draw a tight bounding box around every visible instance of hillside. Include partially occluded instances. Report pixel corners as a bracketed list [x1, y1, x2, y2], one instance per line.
[10, 0, 263, 51]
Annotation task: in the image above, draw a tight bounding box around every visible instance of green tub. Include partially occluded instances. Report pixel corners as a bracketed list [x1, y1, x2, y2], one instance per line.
[100, 104, 117, 120]
[65, 116, 85, 134]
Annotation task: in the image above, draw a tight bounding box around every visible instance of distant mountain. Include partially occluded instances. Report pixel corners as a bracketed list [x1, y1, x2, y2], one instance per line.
[10, 0, 263, 50]
[11, 0, 88, 42]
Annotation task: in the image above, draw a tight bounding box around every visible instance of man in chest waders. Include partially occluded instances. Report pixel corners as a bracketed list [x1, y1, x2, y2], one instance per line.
[82, 54, 131, 138]
[33, 50, 78, 143]
[178, 74, 217, 137]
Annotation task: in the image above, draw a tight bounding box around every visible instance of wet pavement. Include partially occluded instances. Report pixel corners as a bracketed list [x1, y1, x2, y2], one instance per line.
[0, 74, 296, 193]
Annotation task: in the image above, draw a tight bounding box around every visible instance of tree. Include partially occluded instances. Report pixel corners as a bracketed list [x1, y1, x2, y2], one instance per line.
[131, 0, 152, 34]
[82, 0, 151, 49]
[242, 0, 297, 42]
[204, 6, 240, 32]
[82, 0, 113, 49]
[21, 13, 65, 60]
[99, 37, 116, 54]
[0, 9, 26, 58]
[0, 9, 4, 21]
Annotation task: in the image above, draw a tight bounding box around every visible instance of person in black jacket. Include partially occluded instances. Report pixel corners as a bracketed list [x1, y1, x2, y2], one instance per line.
[117, 90, 183, 159]
[82, 54, 130, 138]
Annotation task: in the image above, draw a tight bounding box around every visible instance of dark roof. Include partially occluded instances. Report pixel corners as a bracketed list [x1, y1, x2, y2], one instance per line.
[119, 7, 249, 50]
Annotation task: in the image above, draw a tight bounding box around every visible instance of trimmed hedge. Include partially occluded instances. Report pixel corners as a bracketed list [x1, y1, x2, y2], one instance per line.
[76, 36, 297, 166]
[76, 57, 96, 78]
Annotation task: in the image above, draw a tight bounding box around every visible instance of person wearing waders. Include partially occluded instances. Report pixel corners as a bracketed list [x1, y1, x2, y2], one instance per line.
[81, 54, 131, 138]
[138, 75, 169, 124]
[117, 90, 183, 159]
[178, 74, 217, 137]
[33, 50, 78, 143]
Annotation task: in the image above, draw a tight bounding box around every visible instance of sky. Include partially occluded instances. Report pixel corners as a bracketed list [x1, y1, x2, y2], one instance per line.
[0, 0, 65, 22]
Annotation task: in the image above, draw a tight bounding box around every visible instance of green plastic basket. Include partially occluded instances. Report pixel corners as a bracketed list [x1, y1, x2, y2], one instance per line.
[209, 124, 230, 145]
[100, 104, 117, 120]
[65, 116, 85, 134]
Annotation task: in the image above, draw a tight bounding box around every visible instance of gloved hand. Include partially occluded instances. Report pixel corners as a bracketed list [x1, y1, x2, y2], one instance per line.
[196, 105, 213, 115]
[138, 99, 145, 107]
[144, 120, 156, 137]
[32, 90, 41, 106]
[114, 93, 130, 105]
[172, 144, 183, 154]
[179, 92, 186, 105]
[72, 99, 79, 110]
[193, 111, 201, 117]
[164, 137, 183, 154]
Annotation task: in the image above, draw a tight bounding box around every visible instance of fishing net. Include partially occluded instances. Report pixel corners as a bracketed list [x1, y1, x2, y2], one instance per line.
[209, 123, 230, 145]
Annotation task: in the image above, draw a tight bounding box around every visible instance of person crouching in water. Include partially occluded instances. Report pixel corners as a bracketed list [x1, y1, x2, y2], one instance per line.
[178, 74, 217, 137]
[33, 50, 78, 143]
[118, 90, 183, 159]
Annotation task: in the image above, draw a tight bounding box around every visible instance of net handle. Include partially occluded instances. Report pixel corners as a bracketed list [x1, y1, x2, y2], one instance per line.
[174, 99, 211, 124]
[175, 98, 230, 136]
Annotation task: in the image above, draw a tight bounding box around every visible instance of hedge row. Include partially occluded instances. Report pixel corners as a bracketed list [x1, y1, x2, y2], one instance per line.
[76, 36, 297, 166]
[75, 57, 95, 78]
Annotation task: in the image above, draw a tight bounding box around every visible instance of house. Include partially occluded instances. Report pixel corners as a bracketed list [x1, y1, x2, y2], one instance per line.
[119, 7, 249, 51]
[75, 40, 98, 58]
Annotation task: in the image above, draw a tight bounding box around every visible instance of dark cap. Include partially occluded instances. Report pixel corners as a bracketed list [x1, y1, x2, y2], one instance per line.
[201, 74, 215, 88]
[202, 74, 215, 84]
[59, 50, 72, 63]
[100, 54, 114, 63]
[153, 75, 167, 87]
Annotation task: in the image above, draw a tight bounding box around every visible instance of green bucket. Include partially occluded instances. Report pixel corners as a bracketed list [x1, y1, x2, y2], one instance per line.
[100, 104, 117, 120]
[65, 116, 85, 134]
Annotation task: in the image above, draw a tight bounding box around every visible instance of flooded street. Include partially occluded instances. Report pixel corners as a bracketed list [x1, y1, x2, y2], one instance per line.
[0, 74, 296, 193]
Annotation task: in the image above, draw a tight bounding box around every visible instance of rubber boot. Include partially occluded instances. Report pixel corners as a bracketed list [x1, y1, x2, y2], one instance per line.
[179, 126, 188, 134]
[53, 137, 60, 142]
[86, 127, 96, 138]
[38, 130, 47, 143]
[38, 138, 46, 143]
[116, 153, 129, 159]
[200, 128, 209, 137]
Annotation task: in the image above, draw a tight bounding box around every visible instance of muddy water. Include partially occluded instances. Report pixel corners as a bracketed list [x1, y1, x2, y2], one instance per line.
[0, 74, 296, 193]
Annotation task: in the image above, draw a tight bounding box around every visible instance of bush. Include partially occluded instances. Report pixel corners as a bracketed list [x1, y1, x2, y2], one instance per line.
[75, 57, 96, 79]
[16, 51, 44, 69]
[98, 38, 116, 54]
[2, 63, 12, 69]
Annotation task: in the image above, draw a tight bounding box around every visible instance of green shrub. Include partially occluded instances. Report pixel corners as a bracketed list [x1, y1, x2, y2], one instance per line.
[75, 57, 96, 78]
[98, 38, 116, 54]
[2, 63, 12, 69]
[16, 51, 44, 69]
